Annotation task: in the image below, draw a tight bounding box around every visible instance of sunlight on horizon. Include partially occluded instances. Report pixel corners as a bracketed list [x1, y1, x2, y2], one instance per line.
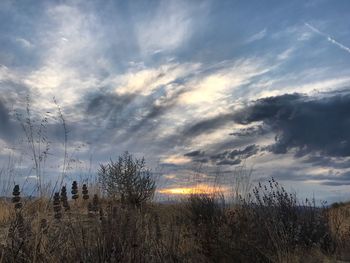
[158, 183, 230, 196]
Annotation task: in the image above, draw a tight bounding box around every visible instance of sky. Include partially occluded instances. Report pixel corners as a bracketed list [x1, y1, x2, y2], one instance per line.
[0, 0, 350, 202]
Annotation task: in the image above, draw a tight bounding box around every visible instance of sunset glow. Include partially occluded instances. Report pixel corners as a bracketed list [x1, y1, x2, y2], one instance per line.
[158, 184, 229, 196]
[0, 0, 350, 203]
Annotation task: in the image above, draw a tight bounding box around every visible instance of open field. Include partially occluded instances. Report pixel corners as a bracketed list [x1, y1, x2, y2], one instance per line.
[1, 2, 350, 262]
[0, 182, 349, 263]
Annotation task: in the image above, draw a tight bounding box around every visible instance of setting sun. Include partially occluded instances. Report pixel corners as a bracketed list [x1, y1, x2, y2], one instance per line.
[158, 184, 229, 196]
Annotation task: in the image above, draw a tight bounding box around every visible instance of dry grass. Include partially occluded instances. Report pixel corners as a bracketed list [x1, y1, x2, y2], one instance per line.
[0, 200, 11, 224]
[0, 183, 349, 263]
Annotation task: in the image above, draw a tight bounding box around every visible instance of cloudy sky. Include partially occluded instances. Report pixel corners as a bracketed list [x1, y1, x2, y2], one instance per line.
[1, 0, 350, 201]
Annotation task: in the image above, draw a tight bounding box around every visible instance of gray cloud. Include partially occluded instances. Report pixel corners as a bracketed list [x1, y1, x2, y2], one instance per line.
[227, 144, 259, 159]
[262, 169, 350, 187]
[234, 93, 302, 125]
[234, 92, 350, 157]
[86, 92, 135, 118]
[76, 86, 188, 161]
[322, 181, 350, 186]
[302, 155, 350, 169]
[184, 150, 204, 157]
[0, 98, 12, 138]
[210, 144, 259, 160]
[320, 171, 350, 186]
[178, 91, 350, 172]
[125, 86, 188, 136]
[193, 158, 210, 164]
[216, 159, 241, 166]
[1, 0, 350, 200]
[230, 124, 268, 137]
[210, 144, 259, 166]
[182, 113, 234, 138]
[183, 144, 259, 166]
[183, 150, 209, 164]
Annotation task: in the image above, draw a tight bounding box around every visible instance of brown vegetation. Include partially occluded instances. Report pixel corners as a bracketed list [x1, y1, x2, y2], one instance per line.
[0, 178, 349, 263]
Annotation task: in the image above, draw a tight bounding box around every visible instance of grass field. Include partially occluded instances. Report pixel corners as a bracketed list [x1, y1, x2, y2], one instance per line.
[0, 181, 349, 263]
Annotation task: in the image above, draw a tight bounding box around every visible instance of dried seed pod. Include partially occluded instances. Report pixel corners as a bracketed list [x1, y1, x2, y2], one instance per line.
[53, 195, 60, 206]
[60, 186, 67, 201]
[12, 185, 22, 210]
[40, 218, 48, 234]
[12, 185, 20, 196]
[16, 213, 26, 238]
[63, 201, 70, 211]
[53, 192, 62, 220]
[99, 207, 104, 221]
[60, 186, 70, 211]
[82, 184, 89, 200]
[92, 194, 99, 212]
[71, 181, 79, 200]
[12, 196, 21, 203]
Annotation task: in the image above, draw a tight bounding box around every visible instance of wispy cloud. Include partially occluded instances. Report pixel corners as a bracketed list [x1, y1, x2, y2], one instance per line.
[1, 1, 350, 199]
[135, 1, 194, 55]
[15, 37, 33, 49]
[305, 22, 350, 54]
[245, 28, 267, 43]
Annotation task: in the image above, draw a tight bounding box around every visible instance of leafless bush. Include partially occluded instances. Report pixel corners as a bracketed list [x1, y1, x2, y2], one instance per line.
[233, 178, 334, 262]
[98, 152, 156, 208]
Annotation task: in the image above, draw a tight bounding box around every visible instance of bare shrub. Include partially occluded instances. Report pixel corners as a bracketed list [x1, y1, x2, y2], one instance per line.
[98, 152, 156, 207]
[233, 178, 334, 262]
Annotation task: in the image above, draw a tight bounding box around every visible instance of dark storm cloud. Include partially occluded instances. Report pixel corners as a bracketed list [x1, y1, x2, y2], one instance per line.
[210, 144, 259, 166]
[234, 93, 302, 125]
[184, 150, 204, 157]
[178, 91, 350, 170]
[234, 92, 350, 157]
